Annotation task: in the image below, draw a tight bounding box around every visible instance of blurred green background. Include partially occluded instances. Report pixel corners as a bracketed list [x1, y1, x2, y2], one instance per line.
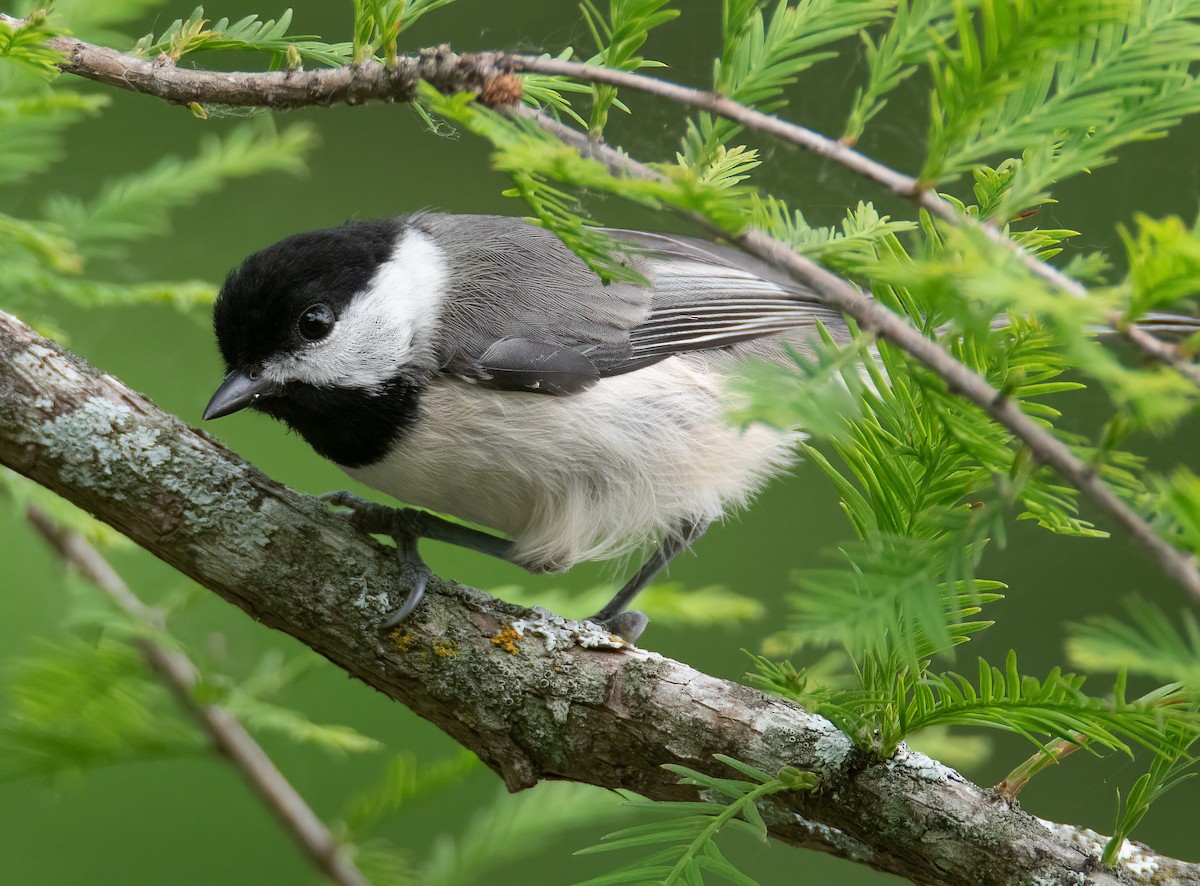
[2, 1, 1199, 883]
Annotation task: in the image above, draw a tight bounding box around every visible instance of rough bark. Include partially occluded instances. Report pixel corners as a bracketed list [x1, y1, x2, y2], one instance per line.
[2, 311, 1196, 884]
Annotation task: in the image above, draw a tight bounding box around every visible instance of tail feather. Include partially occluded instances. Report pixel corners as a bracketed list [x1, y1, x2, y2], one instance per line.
[1132, 310, 1200, 341]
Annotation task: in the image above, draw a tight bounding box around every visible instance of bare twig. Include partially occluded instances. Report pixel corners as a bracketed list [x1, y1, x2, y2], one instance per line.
[23, 504, 368, 886]
[3, 309, 1197, 884]
[0, 14, 518, 109]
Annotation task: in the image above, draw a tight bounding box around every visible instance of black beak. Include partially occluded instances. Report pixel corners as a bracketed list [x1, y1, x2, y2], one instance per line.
[203, 369, 276, 420]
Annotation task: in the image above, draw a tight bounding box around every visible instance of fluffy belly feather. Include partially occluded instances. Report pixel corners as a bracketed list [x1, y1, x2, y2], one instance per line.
[345, 356, 798, 570]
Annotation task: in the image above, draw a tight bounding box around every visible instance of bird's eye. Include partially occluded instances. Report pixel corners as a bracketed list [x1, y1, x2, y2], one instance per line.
[298, 303, 335, 341]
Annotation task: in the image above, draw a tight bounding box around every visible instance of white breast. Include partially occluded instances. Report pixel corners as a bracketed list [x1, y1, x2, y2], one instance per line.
[345, 356, 799, 571]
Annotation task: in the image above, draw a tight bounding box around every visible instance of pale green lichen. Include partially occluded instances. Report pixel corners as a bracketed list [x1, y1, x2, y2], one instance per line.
[37, 396, 147, 499]
[162, 457, 274, 551]
[792, 814, 874, 863]
[888, 744, 963, 784]
[1036, 818, 1162, 882]
[36, 396, 275, 553]
[349, 573, 390, 614]
[509, 609, 629, 652]
[811, 728, 854, 778]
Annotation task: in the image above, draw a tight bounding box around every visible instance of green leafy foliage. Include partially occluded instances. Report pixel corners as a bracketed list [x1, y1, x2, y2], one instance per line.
[922, 0, 1200, 215]
[0, 82, 312, 320]
[1102, 727, 1198, 866]
[580, 0, 679, 134]
[1069, 598, 1200, 692]
[717, 0, 894, 108]
[0, 639, 203, 781]
[44, 123, 315, 260]
[516, 48, 596, 128]
[416, 783, 626, 886]
[843, 0, 957, 143]
[0, 91, 108, 185]
[1119, 213, 1200, 321]
[898, 653, 1185, 756]
[750, 198, 918, 272]
[0, 12, 64, 78]
[132, 7, 352, 66]
[343, 751, 479, 836]
[343, 779, 629, 886]
[350, 0, 457, 66]
[576, 756, 818, 886]
[684, 0, 894, 168]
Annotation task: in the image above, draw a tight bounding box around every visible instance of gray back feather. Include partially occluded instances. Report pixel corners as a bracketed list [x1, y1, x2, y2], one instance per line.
[415, 213, 846, 386]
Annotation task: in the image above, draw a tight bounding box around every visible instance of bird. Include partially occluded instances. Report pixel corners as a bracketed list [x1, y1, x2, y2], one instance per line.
[200, 212, 871, 640]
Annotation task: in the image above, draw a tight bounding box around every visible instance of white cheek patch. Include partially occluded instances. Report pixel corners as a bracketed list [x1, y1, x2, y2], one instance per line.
[263, 228, 447, 393]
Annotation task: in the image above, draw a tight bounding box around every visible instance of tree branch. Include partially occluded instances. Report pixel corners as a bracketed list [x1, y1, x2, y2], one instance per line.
[2, 313, 1197, 884]
[506, 55, 1200, 389]
[22, 503, 369, 886]
[0, 15, 517, 110]
[9, 12, 1191, 382]
[14, 15, 1198, 602]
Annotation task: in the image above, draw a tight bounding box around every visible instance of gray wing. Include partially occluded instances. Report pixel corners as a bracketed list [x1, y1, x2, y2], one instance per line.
[612, 229, 845, 363]
[417, 214, 842, 395]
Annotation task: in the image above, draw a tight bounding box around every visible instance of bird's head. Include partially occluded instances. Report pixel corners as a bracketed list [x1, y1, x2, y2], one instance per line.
[204, 217, 441, 466]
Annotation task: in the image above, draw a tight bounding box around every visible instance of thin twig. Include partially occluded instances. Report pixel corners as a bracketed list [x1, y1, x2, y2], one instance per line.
[507, 54, 1200, 383]
[12, 19, 1199, 596]
[24, 504, 369, 886]
[996, 736, 1084, 803]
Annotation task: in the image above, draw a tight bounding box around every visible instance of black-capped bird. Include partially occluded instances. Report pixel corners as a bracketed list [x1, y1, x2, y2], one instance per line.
[201, 213, 855, 640]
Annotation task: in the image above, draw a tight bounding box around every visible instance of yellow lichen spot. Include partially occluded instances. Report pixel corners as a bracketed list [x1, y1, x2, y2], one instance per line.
[389, 629, 415, 652]
[432, 640, 459, 659]
[491, 625, 522, 655]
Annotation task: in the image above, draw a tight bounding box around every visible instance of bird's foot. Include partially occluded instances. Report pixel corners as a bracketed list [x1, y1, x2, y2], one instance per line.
[320, 491, 422, 537]
[380, 536, 431, 628]
[321, 491, 430, 628]
[584, 609, 649, 645]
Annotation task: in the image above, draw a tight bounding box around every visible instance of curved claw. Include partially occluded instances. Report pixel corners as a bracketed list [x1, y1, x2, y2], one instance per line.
[380, 567, 429, 629]
[378, 534, 432, 630]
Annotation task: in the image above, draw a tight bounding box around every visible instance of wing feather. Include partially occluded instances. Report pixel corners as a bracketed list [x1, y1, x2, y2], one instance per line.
[618, 236, 843, 364]
[423, 215, 845, 394]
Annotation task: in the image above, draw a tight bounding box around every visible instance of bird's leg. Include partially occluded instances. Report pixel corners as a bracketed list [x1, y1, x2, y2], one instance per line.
[585, 519, 710, 643]
[320, 491, 521, 628]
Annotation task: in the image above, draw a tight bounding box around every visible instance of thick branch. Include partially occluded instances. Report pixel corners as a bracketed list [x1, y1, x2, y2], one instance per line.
[2, 315, 1196, 884]
[17, 16, 1198, 601]
[23, 504, 368, 886]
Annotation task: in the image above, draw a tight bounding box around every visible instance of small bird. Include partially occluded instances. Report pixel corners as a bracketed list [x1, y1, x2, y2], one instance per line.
[202, 213, 849, 640]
